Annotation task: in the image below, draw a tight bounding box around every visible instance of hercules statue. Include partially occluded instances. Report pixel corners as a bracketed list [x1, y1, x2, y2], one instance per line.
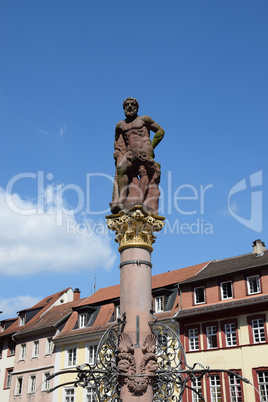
[110, 98, 165, 214]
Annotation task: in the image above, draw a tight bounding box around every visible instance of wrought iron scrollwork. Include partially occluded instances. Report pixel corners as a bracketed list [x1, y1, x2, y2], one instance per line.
[47, 321, 122, 401]
[150, 322, 252, 402]
[47, 319, 254, 402]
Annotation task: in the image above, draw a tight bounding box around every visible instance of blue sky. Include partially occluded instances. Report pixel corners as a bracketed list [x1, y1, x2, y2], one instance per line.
[0, 0, 267, 319]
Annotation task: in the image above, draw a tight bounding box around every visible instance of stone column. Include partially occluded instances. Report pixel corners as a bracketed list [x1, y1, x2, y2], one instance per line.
[106, 206, 165, 401]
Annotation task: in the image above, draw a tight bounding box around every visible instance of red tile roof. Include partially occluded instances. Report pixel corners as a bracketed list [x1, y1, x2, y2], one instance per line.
[0, 288, 73, 339]
[15, 299, 85, 337]
[78, 262, 208, 307]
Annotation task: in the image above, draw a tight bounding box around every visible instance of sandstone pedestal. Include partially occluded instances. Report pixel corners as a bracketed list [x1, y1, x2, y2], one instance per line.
[106, 206, 165, 401]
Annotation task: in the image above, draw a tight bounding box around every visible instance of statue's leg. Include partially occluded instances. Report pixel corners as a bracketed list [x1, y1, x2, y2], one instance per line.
[138, 165, 149, 204]
[117, 157, 130, 205]
[144, 163, 161, 214]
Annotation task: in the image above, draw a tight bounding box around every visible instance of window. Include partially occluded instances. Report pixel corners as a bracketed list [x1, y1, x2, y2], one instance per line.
[86, 387, 97, 402]
[16, 377, 23, 395]
[66, 347, 77, 367]
[87, 344, 97, 365]
[188, 328, 199, 351]
[5, 368, 13, 388]
[194, 287, 205, 304]
[224, 323, 237, 347]
[33, 340, 39, 357]
[65, 388, 75, 402]
[155, 296, 164, 313]
[206, 325, 218, 349]
[0, 342, 2, 358]
[247, 275, 261, 295]
[115, 305, 121, 320]
[252, 318, 265, 343]
[228, 373, 242, 401]
[20, 314, 26, 326]
[46, 337, 53, 354]
[257, 371, 268, 401]
[220, 281, 233, 300]
[43, 372, 50, 391]
[20, 343, 26, 360]
[8, 340, 16, 356]
[79, 313, 87, 328]
[28, 375, 36, 393]
[191, 378, 203, 401]
[209, 375, 222, 401]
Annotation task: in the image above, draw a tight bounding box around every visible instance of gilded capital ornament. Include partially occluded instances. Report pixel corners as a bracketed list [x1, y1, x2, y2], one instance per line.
[106, 205, 165, 252]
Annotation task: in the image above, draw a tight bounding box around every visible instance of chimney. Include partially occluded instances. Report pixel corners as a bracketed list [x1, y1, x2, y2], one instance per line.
[73, 288, 81, 301]
[252, 239, 266, 256]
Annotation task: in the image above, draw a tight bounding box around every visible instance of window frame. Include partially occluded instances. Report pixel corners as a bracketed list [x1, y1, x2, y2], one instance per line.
[220, 319, 239, 348]
[224, 370, 244, 402]
[20, 343, 26, 360]
[205, 372, 224, 402]
[247, 274, 261, 295]
[65, 345, 78, 367]
[247, 314, 267, 344]
[19, 314, 26, 326]
[4, 367, 13, 389]
[28, 374, 37, 394]
[220, 280, 233, 300]
[154, 296, 164, 313]
[252, 367, 268, 402]
[189, 376, 204, 402]
[203, 322, 219, 350]
[115, 305, 121, 320]
[64, 386, 75, 402]
[194, 286, 206, 305]
[46, 337, 53, 354]
[32, 340, 39, 358]
[186, 325, 200, 352]
[86, 343, 98, 366]
[84, 386, 97, 402]
[42, 371, 51, 391]
[15, 376, 23, 395]
[79, 313, 87, 328]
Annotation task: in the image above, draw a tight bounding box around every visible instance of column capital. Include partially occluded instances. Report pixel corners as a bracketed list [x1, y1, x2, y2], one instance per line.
[106, 205, 165, 252]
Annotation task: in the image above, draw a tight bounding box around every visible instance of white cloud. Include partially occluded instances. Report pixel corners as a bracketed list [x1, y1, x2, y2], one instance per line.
[0, 188, 116, 276]
[0, 295, 40, 317]
[59, 123, 67, 137]
[218, 200, 240, 217]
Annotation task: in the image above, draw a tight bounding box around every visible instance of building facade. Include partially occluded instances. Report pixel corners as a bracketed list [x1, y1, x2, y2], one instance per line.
[1, 240, 267, 401]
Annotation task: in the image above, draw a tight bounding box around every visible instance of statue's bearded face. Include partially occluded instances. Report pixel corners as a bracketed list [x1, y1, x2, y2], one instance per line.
[124, 100, 138, 118]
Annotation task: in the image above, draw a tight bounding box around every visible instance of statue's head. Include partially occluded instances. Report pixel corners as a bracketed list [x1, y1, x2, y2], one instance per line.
[123, 97, 139, 118]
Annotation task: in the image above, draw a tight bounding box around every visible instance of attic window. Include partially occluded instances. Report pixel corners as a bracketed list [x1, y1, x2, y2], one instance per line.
[115, 305, 121, 320]
[220, 281, 233, 300]
[155, 296, 164, 313]
[247, 275, 261, 295]
[20, 314, 26, 326]
[194, 287, 205, 305]
[79, 313, 87, 328]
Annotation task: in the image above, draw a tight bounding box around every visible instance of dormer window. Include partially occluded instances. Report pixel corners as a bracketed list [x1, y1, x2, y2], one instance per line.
[79, 313, 87, 328]
[155, 296, 164, 313]
[194, 287, 205, 304]
[247, 275, 261, 295]
[220, 281, 233, 300]
[115, 305, 121, 320]
[20, 314, 26, 326]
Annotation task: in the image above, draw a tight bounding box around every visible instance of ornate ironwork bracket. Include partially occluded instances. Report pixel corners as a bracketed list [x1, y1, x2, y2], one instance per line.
[46, 319, 254, 402]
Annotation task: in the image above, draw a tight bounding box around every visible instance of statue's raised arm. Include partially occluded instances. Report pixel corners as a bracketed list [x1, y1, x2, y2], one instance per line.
[110, 98, 165, 214]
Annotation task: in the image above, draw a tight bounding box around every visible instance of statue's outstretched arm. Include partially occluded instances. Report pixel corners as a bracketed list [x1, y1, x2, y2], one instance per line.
[143, 116, 165, 149]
